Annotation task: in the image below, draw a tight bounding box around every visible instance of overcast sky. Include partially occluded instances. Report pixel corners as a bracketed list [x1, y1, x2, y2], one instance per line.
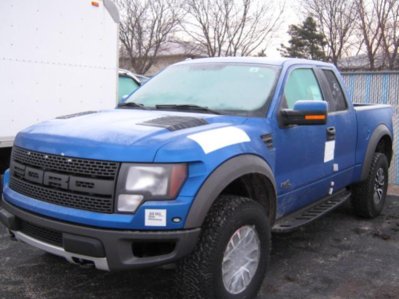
[267, 0, 302, 57]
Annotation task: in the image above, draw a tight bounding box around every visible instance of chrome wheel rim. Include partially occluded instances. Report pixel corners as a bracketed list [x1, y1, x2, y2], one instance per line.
[221, 225, 261, 295]
[374, 168, 385, 206]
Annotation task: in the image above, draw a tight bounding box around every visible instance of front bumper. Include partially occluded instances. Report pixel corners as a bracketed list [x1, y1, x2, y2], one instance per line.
[0, 197, 200, 271]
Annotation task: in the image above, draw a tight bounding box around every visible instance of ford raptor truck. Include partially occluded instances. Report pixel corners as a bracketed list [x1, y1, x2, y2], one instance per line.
[0, 58, 394, 299]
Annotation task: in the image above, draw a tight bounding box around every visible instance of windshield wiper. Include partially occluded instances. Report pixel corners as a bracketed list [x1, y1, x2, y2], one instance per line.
[155, 104, 220, 115]
[117, 102, 146, 109]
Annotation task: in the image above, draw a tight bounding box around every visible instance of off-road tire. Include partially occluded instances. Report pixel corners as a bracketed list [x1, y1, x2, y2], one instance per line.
[176, 195, 271, 299]
[351, 152, 389, 218]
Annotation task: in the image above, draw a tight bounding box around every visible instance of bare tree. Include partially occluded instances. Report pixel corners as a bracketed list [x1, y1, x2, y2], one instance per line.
[302, 0, 358, 66]
[375, 0, 399, 69]
[117, 0, 182, 74]
[182, 0, 284, 57]
[355, 0, 384, 70]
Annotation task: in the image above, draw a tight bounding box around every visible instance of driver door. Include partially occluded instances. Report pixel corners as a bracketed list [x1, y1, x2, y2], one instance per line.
[274, 67, 334, 216]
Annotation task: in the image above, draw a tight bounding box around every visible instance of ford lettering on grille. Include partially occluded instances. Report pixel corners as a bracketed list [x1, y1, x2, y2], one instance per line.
[11, 161, 113, 196]
[8, 147, 119, 213]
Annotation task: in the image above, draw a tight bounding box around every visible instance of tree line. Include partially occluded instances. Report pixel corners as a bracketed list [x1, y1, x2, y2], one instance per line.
[282, 0, 399, 70]
[116, 0, 399, 73]
[116, 0, 284, 74]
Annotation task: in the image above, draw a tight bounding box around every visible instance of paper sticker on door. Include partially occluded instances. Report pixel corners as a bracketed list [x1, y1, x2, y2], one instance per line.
[324, 140, 335, 163]
[145, 209, 167, 227]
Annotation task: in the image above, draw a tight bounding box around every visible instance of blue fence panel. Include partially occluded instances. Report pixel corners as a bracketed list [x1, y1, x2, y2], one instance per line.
[342, 71, 399, 185]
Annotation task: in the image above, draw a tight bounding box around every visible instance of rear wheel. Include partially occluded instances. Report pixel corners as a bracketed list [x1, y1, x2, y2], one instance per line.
[351, 153, 389, 218]
[176, 195, 271, 299]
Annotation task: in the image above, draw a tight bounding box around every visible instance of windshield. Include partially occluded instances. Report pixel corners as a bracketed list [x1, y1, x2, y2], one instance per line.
[124, 63, 280, 115]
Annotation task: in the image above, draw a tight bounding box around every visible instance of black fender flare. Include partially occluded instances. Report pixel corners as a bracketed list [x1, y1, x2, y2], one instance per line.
[184, 155, 276, 229]
[360, 124, 392, 181]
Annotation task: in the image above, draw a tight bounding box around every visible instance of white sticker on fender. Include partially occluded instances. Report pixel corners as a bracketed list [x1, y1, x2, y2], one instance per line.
[324, 140, 335, 163]
[145, 209, 167, 227]
[188, 127, 251, 154]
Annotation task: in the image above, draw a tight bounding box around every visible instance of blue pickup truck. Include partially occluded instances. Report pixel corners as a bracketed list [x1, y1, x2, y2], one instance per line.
[0, 58, 393, 298]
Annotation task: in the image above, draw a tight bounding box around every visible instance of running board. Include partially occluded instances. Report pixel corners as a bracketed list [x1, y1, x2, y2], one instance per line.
[272, 189, 351, 233]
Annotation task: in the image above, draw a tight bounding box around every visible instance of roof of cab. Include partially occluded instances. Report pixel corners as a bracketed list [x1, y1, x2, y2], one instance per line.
[176, 56, 334, 68]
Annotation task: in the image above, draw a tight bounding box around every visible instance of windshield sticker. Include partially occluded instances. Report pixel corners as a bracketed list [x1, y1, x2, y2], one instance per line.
[188, 127, 251, 154]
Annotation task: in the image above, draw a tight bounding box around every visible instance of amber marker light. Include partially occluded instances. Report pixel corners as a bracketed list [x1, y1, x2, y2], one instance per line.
[305, 115, 326, 120]
[91, 1, 100, 7]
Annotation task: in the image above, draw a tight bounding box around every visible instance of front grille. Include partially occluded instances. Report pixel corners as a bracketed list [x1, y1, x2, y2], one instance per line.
[12, 147, 119, 179]
[10, 177, 114, 213]
[20, 220, 63, 247]
[9, 146, 120, 213]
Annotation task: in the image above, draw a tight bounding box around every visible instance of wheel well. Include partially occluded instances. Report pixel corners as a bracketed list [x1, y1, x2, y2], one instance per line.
[376, 135, 392, 166]
[220, 174, 276, 225]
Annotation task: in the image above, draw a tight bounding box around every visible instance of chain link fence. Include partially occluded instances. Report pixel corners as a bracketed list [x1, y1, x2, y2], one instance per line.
[342, 71, 399, 184]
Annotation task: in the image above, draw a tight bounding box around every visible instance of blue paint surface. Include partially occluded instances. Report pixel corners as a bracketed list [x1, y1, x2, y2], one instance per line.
[2, 58, 394, 230]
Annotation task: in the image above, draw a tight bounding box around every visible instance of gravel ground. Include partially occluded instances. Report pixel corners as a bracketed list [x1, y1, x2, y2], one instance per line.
[1, 195, 399, 299]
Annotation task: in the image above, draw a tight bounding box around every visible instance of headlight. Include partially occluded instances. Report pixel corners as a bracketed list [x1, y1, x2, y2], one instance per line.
[116, 164, 187, 213]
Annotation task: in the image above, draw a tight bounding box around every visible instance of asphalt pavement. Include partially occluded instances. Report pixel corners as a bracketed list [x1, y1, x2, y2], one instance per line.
[1, 195, 399, 299]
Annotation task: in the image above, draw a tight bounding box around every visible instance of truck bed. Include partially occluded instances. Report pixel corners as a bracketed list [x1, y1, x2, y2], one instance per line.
[353, 103, 393, 180]
[353, 103, 391, 108]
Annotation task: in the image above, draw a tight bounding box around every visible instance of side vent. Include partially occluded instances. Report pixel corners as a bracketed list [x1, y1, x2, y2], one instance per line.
[261, 134, 273, 149]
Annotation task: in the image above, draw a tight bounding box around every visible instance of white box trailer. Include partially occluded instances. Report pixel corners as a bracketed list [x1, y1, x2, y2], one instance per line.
[0, 0, 120, 174]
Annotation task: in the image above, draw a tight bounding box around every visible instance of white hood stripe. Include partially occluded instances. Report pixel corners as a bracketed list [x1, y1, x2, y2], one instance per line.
[188, 127, 250, 154]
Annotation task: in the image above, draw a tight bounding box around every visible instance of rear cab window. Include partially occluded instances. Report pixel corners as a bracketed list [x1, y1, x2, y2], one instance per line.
[321, 70, 348, 112]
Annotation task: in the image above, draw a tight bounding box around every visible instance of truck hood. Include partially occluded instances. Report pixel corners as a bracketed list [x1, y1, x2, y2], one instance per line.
[14, 109, 247, 162]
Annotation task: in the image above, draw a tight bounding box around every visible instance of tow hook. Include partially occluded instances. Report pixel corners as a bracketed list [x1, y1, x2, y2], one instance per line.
[8, 230, 17, 241]
[72, 257, 95, 269]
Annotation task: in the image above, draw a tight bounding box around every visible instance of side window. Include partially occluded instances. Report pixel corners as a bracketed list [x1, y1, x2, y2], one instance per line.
[118, 76, 140, 103]
[284, 68, 323, 109]
[322, 70, 347, 112]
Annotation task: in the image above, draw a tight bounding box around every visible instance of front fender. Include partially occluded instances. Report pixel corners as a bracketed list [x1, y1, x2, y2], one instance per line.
[184, 154, 276, 229]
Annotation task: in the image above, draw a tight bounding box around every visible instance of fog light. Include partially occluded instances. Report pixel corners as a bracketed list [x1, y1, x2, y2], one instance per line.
[117, 194, 144, 213]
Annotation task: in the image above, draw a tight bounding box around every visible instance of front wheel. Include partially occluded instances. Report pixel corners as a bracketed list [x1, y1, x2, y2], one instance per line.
[176, 195, 271, 299]
[351, 152, 389, 218]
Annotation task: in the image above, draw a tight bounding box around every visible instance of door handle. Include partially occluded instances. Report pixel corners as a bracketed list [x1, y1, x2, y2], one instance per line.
[326, 127, 336, 141]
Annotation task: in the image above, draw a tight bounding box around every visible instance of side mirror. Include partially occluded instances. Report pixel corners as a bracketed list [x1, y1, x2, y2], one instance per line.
[280, 100, 328, 126]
